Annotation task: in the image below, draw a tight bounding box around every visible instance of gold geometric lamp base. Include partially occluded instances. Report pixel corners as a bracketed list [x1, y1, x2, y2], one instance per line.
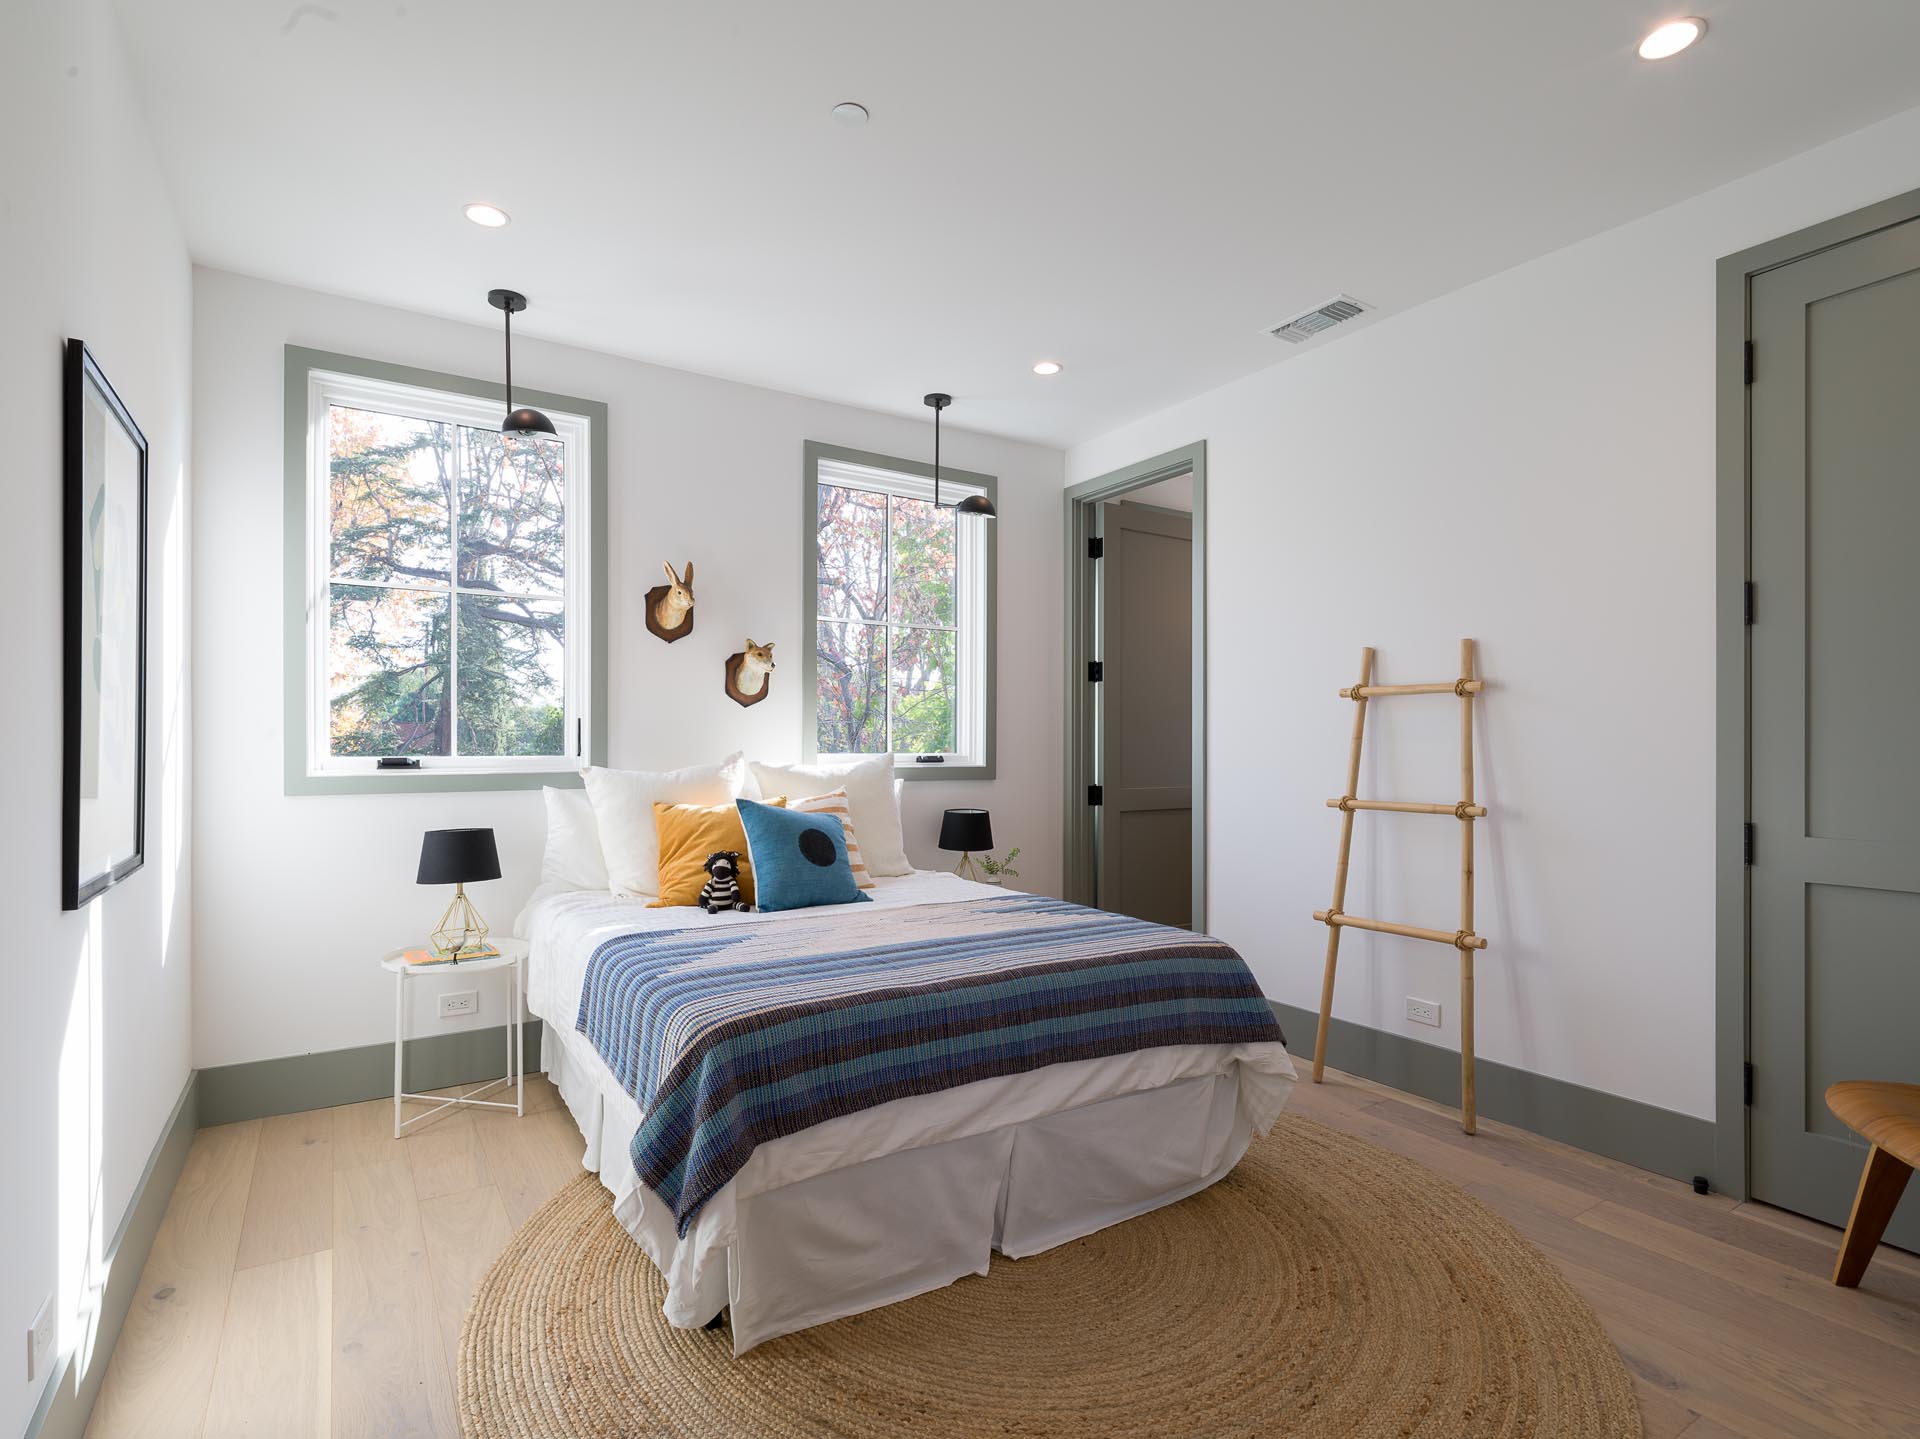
[430, 882, 491, 959]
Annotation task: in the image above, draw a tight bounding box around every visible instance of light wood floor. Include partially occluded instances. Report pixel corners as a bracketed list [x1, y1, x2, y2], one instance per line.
[83, 1067, 1920, 1438]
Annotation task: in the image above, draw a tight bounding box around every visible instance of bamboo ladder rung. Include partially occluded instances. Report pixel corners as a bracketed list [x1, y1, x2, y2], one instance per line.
[1339, 680, 1485, 698]
[1311, 910, 1488, 950]
[1325, 797, 1488, 817]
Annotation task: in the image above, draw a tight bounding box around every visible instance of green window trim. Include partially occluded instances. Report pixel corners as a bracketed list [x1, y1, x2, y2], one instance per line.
[801, 440, 997, 781]
[282, 345, 609, 795]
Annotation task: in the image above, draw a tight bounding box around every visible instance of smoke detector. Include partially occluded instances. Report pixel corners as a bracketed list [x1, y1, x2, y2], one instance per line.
[1266, 294, 1373, 344]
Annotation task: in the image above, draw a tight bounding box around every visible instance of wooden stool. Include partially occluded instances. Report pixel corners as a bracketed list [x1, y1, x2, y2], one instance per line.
[1825, 1081, 1920, 1287]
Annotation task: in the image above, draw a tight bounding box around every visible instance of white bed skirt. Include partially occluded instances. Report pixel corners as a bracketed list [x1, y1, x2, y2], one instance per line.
[541, 1025, 1286, 1353]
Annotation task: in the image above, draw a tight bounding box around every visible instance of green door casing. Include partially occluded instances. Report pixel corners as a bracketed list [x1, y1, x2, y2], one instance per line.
[1748, 215, 1920, 1251]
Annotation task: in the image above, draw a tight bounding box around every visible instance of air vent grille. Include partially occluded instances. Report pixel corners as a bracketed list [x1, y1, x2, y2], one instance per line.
[1268, 294, 1372, 344]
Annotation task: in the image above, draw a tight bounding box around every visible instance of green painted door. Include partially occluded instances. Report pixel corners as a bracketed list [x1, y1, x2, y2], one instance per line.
[1749, 216, 1920, 1251]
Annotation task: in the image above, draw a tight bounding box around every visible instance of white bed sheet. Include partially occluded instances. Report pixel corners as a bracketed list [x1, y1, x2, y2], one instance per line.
[523, 873, 1298, 1351]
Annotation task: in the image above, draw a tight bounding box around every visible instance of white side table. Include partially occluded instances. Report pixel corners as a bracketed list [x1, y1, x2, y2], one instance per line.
[381, 938, 529, 1139]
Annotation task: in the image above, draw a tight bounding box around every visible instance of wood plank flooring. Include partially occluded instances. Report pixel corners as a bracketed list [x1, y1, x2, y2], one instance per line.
[82, 1067, 1920, 1437]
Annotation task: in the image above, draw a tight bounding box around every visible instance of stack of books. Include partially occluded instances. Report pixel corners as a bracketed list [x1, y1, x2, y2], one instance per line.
[402, 942, 501, 966]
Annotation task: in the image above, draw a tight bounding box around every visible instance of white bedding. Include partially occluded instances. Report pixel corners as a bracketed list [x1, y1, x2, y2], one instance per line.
[522, 872, 1298, 1350]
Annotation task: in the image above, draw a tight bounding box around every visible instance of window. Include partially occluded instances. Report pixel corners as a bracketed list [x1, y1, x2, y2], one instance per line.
[287, 350, 604, 791]
[804, 443, 995, 777]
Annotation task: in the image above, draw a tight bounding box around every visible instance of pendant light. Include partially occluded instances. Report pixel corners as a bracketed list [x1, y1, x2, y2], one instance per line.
[923, 392, 997, 519]
[487, 288, 556, 447]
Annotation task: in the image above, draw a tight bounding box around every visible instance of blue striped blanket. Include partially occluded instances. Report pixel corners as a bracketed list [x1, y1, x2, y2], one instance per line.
[575, 893, 1285, 1235]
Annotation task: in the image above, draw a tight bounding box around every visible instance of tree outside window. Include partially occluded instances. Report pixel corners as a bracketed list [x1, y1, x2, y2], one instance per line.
[325, 404, 567, 760]
[814, 481, 959, 756]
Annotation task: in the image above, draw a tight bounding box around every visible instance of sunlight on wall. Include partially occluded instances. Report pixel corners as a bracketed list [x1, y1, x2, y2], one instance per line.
[159, 466, 187, 951]
[58, 904, 108, 1380]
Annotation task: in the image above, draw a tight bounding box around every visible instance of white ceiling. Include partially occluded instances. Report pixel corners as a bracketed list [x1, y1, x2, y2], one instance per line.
[116, 1, 1920, 447]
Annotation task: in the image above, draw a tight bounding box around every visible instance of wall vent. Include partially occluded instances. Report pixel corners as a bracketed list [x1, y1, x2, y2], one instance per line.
[1267, 294, 1373, 344]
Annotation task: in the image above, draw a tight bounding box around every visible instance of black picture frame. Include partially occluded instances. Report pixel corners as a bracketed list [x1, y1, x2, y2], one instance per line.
[63, 339, 150, 910]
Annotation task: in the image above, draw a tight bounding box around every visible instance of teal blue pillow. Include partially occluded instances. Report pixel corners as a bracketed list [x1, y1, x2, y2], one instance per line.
[736, 799, 873, 913]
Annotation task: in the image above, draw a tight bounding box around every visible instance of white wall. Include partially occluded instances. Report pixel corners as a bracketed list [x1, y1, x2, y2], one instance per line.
[192, 268, 1063, 1069]
[2, 2, 194, 1433]
[1069, 104, 1920, 1123]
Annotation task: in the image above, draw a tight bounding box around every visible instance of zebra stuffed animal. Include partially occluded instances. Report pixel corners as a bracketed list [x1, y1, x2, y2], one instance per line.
[698, 850, 748, 913]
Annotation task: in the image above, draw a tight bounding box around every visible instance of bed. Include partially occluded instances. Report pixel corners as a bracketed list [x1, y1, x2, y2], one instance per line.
[522, 869, 1297, 1353]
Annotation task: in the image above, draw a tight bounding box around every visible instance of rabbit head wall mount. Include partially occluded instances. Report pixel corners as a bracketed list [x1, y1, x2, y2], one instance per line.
[646, 561, 695, 642]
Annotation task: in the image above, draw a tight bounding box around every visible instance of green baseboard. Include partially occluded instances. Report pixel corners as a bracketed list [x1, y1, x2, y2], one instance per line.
[198, 1020, 545, 1126]
[27, 1073, 199, 1439]
[1276, 1002, 1715, 1185]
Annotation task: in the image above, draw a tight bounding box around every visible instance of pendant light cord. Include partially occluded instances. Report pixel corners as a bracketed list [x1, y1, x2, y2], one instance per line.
[933, 402, 942, 510]
[503, 305, 514, 413]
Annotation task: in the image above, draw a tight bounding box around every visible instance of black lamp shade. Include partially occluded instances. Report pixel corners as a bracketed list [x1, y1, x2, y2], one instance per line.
[503, 406, 557, 439]
[938, 808, 993, 854]
[417, 828, 502, 885]
[955, 493, 997, 519]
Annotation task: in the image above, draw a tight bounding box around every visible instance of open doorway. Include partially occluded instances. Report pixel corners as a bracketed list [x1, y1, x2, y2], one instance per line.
[1062, 444, 1206, 928]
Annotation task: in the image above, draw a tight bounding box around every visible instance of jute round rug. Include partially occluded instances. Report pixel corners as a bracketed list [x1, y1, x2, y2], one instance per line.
[458, 1116, 1641, 1438]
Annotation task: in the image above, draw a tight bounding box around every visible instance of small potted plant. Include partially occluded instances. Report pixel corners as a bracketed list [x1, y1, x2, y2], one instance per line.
[976, 848, 1020, 887]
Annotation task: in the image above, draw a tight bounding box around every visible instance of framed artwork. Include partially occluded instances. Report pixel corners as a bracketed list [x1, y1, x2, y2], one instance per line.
[63, 339, 149, 910]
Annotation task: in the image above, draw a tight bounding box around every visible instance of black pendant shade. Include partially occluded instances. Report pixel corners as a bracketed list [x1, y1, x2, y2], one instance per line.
[938, 808, 994, 854]
[417, 827, 502, 885]
[923, 391, 997, 520]
[487, 288, 556, 443]
[503, 406, 557, 439]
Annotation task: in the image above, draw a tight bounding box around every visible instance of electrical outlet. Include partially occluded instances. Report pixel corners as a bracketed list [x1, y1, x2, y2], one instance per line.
[439, 990, 478, 1019]
[1405, 996, 1442, 1028]
[27, 1292, 54, 1383]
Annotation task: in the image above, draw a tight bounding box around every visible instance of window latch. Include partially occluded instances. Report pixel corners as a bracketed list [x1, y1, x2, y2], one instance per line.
[377, 756, 421, 770]
[913, 754, 946, 764]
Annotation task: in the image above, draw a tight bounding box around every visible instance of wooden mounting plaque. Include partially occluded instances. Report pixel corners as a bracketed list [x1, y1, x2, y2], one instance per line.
[645, 584, 694, 643]
[724, 652, 769, 708]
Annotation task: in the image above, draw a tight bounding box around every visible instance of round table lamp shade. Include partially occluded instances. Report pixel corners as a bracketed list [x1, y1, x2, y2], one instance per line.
[938, 809, 994, 855]
[417, 828, 502, 886]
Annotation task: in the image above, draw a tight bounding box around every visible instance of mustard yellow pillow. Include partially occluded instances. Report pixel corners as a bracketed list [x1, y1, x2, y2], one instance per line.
[649, 797, 785, 908]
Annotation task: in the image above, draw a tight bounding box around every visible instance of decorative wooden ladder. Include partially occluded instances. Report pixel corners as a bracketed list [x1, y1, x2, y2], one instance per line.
[1311, 639, 1488, 1134]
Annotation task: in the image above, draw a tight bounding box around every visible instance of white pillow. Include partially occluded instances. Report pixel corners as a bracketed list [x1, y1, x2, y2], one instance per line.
[748, 755, 910, 876]
[582, 752, 751, 897]
[540, 786, 609, 893]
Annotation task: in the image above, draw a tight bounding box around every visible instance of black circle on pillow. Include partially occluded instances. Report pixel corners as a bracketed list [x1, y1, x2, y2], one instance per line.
[797, 828, 837, 867]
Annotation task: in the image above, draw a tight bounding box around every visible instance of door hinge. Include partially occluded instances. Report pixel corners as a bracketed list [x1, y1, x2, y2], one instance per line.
[1087, 660, 1104, 683]
[1743, 822, 1755, 866]
[576, 718, 583, 757]
[1744, 1061, 1754, 1106]
[1087, 784, 1103, 807]
[1087, 536, 1104, 559]
[1744, 580, 1755, 626]
[1744, 340, 1755, 385]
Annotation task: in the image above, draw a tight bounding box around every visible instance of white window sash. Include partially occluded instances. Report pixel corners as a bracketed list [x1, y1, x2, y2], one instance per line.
[813, 458, 985, 767]
[305, 368, 593, 778]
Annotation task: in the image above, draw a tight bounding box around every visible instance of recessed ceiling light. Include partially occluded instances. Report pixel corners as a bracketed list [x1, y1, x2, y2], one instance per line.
[831, 101, 869, 126]
[1638, 17, 1705, 60]
[1031, 361, 1063, 376]
[464, 202, 511, 228]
